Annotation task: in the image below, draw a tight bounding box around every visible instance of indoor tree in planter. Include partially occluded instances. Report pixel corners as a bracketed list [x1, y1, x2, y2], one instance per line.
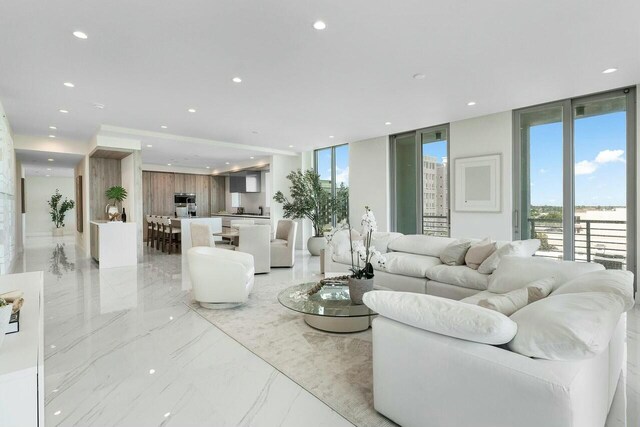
[48, 189, 75, 237]
[105, 186, 127, 221]
[273, 169, 334, 256]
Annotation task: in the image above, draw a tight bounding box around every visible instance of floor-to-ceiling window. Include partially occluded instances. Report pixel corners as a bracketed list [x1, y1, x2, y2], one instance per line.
[391, 124, 450, 236]
[514, 88, 636, 275]
[314, 144, 349, 226]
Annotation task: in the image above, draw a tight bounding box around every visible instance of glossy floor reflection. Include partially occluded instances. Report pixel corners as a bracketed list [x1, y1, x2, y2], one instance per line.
[15, 237, 351, 427]
[12, 236, 640, 426]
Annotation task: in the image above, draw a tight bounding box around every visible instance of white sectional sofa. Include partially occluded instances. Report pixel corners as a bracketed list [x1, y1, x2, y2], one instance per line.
[362, 254, 635, 427]
[325, 231, 538, 300]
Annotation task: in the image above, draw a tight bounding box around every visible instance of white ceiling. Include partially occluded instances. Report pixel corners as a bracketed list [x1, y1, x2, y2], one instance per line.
[1, 1, 639, 154]
[16, 149, 83, 178]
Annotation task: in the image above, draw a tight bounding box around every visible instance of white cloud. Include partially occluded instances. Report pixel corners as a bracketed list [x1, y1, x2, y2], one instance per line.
[575, 160, 597, 175]
[539, 168, 547, 174]
[335, 166, 349, 185]
[594, 149, 624, 164]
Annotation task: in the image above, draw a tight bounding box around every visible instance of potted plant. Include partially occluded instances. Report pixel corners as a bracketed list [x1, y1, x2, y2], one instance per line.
[347, 206, 386, 304]
[105, 186, 127, 221]
[0, 298, 12, 350]
[48, 189, 75, 237]
[273, 169, 334, 256]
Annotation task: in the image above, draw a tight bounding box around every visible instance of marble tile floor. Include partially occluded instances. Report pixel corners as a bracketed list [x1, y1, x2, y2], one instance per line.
[10, 236, 640, 426]
[14, 237, 352, 427]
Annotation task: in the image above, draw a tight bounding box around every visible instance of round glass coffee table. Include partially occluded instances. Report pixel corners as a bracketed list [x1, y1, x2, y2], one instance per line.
[278, 282, 376, 333]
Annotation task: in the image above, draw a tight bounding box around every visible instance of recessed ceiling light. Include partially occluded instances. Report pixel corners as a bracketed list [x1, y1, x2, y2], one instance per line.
[206, 166, 210, 169]
[59, 109, 69, 114]
[225, 162, 230, 165]
[288, 145, 294, 148]
[93, 103, 105, 109]
[46, 175, 50, 177]
[467, 101, 477, 106]
[146, 144, 153, 148]
[329, 135, 335, 138]
[49, 126, 57, 130]
[47, 168, 51, 171]
[167, 163, 172, 166]
[48, 158, 54, 162]
[602, 68, 618, 74]
[313, 20, 327, 30]
[49, 135, 56, 138]
[250, 156, 255, 159]
[384, 122, 392, 126]
[54, 410, 61, 416]
[187, 108, 196, 113]
[164, 413, 171, 418]
[149, 369, 156, 375]
[160, 125, 167, 129]
[63, 82, 75, 88]
[412, 73, 426, 80]
[73, 31, 87, 39]
[232, 77, 242, 83]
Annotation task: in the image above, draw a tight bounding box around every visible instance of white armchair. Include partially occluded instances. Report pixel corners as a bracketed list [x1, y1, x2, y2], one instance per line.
[270, 219, 297, 267]
[237, 225, 271, 274]
[188, 246, 255, 308]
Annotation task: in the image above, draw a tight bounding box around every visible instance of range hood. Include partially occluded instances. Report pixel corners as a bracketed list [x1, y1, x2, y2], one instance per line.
[229, 171, 261, 193]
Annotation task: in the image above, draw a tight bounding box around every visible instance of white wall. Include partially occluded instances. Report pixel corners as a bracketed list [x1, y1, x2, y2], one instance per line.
[0, 101, 17, 274]
[449, 111, 513, 240]
[349, 136, 391, 231]
[25, 176, 76, 236]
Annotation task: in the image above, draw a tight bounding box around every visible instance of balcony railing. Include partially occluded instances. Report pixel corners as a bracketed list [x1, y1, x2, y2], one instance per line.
[528, 218, 627, 270]
[423, 215, 450, 237]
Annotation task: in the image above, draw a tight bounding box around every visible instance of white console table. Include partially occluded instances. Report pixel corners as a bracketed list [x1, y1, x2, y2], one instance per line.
[90, 221, 137, 269]
[0, 271, 44, 427]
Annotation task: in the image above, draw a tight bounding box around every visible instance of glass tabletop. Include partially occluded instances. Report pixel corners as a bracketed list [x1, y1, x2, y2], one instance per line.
[277, 282, 376, 318]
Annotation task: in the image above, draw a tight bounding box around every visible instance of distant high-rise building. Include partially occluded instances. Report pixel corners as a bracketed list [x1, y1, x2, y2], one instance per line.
[422, 156, 448, 235]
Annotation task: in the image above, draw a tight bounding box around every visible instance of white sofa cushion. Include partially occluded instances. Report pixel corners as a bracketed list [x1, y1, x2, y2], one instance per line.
[371, 232, 404, 254]
[387, 235, 457, 257]
[329, 229, 361, 256]
[439, 239, 472, 266]
[426, 265, 490, 290]
[384, 252, 442, 278]
[363, 291, 517, 345]
[477, 277, 555, 316]
[477, 239, 540, 274]
[488, 256, 604, 294]
[552, 269, 635, 311]
[460, 290, 497, 305]
[508, 292, 625, 360]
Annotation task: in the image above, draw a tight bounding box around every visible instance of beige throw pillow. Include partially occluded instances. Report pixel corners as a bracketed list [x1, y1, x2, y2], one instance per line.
[439, 240, 472, 266]
[478, 277, 555, 316]
[465, 239, 497, 270]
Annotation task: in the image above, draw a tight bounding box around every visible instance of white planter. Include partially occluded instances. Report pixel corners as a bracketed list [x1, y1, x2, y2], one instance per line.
[52, 228, 64, 237]
[307, 236, 326, 256]
[0, 304, 12, 350]
[106, 205, 119, 221]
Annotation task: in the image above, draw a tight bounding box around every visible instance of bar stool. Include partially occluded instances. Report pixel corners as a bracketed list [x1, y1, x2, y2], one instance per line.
[160, 217, 181, 254]
[146, 215, 154, 247]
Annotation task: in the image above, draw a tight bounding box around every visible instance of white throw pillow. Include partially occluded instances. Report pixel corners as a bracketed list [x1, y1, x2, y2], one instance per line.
[477, 239, 540, 275]
[508, 292, 625, 360]
[488, 256, 604, 294]
[363, 291, 517, 345]
[552, 270, 635, 311]
[370, 232, 404, 254]
[439, 239, 472, 266]
[387, 235, 457, 257]
[477, 277, 555, 316]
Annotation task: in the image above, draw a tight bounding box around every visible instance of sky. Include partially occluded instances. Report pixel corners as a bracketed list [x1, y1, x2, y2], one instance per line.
[530, 111, 626, 207]
[317, 145, 349, 186]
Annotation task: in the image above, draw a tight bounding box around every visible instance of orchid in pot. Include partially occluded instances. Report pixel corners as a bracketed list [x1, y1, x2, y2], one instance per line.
[347, 206, 386, 304]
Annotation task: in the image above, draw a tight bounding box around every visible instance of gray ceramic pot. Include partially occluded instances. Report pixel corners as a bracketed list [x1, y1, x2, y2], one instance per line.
[348, 277, 374, 305]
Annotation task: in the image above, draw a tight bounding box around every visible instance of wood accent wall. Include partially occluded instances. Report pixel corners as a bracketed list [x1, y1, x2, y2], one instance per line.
[90, 158, 122, 221]
[141, 171, 226, 240]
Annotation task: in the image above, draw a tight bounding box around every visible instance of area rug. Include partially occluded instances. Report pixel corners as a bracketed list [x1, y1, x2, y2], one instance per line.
[188, 273, 397, 427]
